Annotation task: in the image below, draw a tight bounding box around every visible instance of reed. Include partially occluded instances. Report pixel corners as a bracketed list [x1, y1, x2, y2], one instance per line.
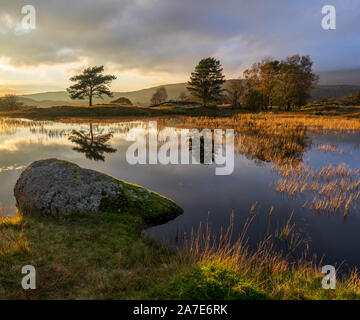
[174, 212, 360, 299]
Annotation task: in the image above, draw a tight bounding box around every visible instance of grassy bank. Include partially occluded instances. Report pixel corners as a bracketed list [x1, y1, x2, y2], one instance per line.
[1, 212, 360, 300]
[0, 104, 237, 121]
[1, 103, 360, 121]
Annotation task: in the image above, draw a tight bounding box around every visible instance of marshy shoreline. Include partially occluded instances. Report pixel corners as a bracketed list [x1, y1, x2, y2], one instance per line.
[1, 107, 360, 300]
[1, 103, 360, 121]
[2, 208, 360, 300]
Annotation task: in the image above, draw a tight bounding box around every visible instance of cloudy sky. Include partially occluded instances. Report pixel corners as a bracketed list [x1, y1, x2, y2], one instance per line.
[0, 0, 359, 94]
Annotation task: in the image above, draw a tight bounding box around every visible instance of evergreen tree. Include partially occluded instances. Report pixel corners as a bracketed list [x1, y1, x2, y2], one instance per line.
[187, 57, 225, 107]
[67, 66, 116, 107]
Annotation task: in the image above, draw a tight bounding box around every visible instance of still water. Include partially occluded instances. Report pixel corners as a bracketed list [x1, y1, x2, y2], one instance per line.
[0, 117, 360, 270]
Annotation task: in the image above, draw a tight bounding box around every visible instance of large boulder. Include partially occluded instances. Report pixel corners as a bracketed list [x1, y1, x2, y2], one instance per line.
[14, 159, 182, 225]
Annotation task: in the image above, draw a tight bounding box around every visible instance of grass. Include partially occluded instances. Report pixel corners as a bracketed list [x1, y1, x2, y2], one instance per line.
[1, 210, 360, 300]
[274, 163, 360, 216]
[0, 104, 238, 121]
[0, 213, 23, 229]
[1, 103, 359, 121]
[1, 105, 360, 299]
[0, 211, 158, 299]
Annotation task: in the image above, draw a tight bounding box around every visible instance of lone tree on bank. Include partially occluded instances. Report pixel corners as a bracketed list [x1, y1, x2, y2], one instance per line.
[67, 66, 116, 107]
[187, 57, 226, 107]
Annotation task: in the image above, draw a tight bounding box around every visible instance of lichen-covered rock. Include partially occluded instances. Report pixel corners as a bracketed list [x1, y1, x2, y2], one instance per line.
[14, 159, 182, 225]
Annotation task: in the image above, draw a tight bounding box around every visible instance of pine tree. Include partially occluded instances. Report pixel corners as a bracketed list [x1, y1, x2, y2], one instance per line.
[67, 66, 116, 106]
[187, 57, 225, 107]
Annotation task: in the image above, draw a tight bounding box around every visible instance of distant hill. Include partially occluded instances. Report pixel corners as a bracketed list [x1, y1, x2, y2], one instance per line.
[19, 70, 360, 107]
[317, 69, 360, 86]
[19, 83, 189, 107]
[18, 96, 74, 108]
[311, 85, 360, 100]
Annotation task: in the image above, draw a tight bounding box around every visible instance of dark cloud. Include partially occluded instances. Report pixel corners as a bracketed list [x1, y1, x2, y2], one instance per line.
[0, 0, 359, 75]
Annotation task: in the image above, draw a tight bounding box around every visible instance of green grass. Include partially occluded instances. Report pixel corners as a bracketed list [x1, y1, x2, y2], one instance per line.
[0, 212, 178, 299]
[153, 264, 269, 300]
[1, 212, 360, 300]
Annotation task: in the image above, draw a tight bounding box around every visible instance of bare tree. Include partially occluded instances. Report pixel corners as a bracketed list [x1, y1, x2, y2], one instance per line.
[0, 94, 24, 111]
[178, 91, 188, 101]
[151, 87, 168, 105]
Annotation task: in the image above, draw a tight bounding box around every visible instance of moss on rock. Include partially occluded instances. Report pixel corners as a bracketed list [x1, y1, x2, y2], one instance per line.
[14, 159, 183, 226]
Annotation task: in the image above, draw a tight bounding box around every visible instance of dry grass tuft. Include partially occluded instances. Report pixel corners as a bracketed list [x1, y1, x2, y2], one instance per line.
[0, 213, 24, 230]
[180, 213, 360, 299]
[274, 163, 360, 215]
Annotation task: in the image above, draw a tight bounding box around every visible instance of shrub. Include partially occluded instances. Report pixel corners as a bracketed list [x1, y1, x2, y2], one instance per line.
[0, 94, 24, 111]
[111, 97, 133, 105]
[340, 91, 360, 106]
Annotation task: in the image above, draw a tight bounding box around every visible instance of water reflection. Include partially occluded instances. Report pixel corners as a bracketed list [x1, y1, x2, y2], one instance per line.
[162, 120, 309, 167]
[0, 117, 360, 269]
[68, 123, 117, 161]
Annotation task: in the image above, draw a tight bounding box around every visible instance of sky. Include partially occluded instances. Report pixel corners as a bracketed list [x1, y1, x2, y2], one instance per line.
[0, 0, 359, 95]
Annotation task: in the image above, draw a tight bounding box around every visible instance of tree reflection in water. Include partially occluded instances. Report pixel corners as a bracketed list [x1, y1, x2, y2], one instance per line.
[68, 123, 117, 161]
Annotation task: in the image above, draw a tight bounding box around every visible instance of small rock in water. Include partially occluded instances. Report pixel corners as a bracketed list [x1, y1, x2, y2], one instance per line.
[14, 159, 182, 225]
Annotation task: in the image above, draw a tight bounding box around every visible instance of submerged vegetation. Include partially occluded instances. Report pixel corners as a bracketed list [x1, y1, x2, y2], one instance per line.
[159, 113, 360, 215]
[274, 163, 360, 216]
